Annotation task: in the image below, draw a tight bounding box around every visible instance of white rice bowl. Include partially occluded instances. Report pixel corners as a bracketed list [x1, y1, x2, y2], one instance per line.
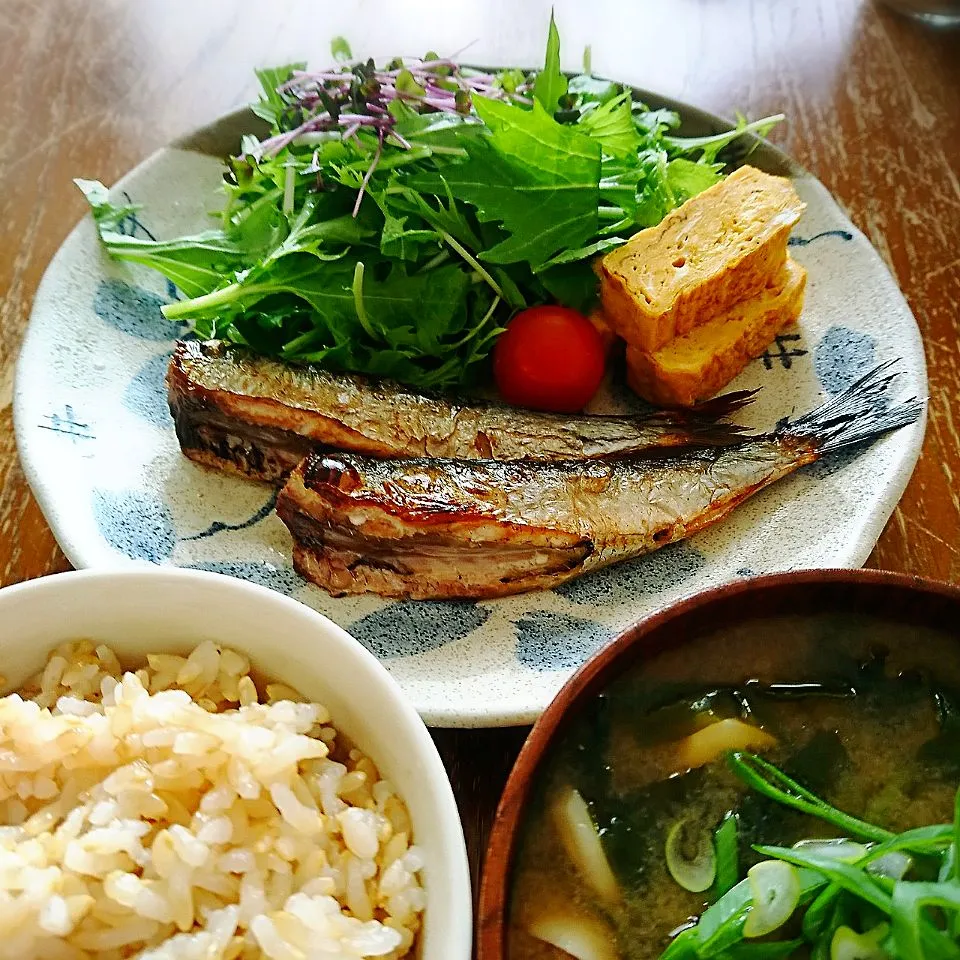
[0, 569, 470, 960]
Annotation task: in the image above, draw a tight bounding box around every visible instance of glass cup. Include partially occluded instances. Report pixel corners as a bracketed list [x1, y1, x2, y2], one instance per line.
[877, 0, 960, 25]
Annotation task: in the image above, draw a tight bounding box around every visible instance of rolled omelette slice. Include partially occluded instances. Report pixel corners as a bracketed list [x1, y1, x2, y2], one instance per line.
[625, 257, 807, 408]
[599, 165, 806, 352]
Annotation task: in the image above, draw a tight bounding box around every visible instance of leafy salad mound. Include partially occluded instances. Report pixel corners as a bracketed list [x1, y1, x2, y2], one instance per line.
[78, 16, 781, 390]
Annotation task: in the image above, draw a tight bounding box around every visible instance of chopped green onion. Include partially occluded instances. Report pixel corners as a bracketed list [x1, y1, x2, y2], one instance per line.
[714, 813, 740, 898]
[830, 924, 890, 960]
[660, 767, 960, 960]
[794, 839, 870, 864]
[659, 927, 699, 960]
[726, 940, 805, 959]
[666, 818, 717, 893]
[742, 861, 801, 938]
[729, 753, 894, 844]
[804, 883, 843, 942]
[891, 882, 960, 960]
[693, 867, 827, 955]
[753, 847, 893, 915]
[952, 784, 960, 884]
[865, 852, 912, 881]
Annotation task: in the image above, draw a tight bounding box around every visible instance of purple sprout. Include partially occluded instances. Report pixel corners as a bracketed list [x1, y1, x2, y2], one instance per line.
[251, 59, 530, 165]
[247, 54, 531, 213]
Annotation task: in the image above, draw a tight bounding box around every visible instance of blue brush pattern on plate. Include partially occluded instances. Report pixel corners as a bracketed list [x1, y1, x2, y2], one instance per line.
[348, 601, 490, 658]
[805, 325, 881, 480]
[181, 492, 279, 542]
[94, 280, 184, 342]
[814, 325, 878, 396]
[93, 489, 176, 563]
[184, 560, 299, 596]
[123, 352, 173, 426]
[788, 230, 854, 248]
[37, 405, 95, 442]
[515, 611, 611, 671]
[757, 332, 808, 371]
[556, 542, 708, 606]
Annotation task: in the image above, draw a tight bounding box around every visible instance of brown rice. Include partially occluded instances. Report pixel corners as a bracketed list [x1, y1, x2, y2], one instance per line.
[0, 639, 425, 959]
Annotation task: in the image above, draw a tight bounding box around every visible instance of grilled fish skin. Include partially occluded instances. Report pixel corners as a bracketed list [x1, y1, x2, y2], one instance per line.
[167, 339, 756, 483]
[276, 364, 923, 600]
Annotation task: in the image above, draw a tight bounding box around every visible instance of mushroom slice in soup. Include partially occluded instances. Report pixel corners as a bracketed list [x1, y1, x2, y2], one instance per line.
[673, 718, 776, 774]
[551, 787, 620, 907]
[527, 908, 619, 960]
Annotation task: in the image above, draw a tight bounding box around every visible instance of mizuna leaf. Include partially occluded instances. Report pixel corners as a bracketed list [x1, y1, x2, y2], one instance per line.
[579, 92, 641, 158]
[533, 11, 568, 114]
[410, 96, 601, 267]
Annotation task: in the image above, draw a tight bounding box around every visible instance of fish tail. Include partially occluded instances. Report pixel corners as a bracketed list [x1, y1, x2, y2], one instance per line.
[688, 388, 759, 419]
[639, 389, 758, 446]
[685, 389, 760, 444]
[778, 361, 925, 455]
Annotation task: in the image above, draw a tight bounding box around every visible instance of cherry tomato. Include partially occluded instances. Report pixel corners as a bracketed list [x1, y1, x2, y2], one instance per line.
[493, 305, 606, 412]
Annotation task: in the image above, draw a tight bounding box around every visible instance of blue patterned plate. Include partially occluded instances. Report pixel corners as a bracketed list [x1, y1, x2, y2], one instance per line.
[14, 101, 927, 727]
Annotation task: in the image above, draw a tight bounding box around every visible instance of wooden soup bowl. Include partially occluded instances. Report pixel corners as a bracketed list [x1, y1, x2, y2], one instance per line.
[477, 569, 960, 960]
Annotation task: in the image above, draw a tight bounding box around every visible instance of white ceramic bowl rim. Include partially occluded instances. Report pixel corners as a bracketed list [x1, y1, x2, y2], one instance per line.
[0, 567, 472, 960]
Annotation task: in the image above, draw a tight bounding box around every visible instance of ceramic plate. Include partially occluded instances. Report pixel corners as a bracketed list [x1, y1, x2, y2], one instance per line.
[15, 96, 927, 727]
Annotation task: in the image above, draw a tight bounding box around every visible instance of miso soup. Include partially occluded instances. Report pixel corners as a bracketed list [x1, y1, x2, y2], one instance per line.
[507, 611, 960, 960]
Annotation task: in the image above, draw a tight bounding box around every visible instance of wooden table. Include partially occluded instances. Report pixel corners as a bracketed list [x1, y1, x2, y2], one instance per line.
[1, 0, 958, 909]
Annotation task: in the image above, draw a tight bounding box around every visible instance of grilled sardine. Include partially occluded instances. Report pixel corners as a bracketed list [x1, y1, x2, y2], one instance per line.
[167, 340, 756, 483]
[276, 364, 922, 599]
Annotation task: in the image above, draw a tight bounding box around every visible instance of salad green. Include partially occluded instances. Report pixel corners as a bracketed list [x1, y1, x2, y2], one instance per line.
[78, 16, 781, 389]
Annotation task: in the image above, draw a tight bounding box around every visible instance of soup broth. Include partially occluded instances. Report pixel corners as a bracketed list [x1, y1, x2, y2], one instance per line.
[507, 611, 960, 960]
